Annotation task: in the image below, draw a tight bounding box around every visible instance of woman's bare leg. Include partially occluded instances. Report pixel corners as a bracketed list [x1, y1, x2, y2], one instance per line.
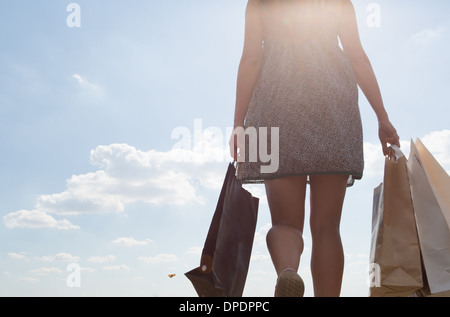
[309, 174, 348, 297]
[264, 176, 307, 275]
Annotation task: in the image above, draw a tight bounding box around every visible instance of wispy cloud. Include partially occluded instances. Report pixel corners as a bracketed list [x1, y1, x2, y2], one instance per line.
[112, 237, 153, 247]
[88, 255, 116, 263]
[72, 73, 101, 92]
[19, 277, 39, 284]
[101, 264, 130, 272]
[411, 26, 446, 46]
[37, 253, 80, 262]
[30, 267, 64, 275]
[8, 252, 27, 260]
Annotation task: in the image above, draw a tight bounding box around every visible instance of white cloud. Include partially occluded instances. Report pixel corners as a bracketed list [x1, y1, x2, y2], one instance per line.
[71, 73, 105, 103]
[38, 253, 80, 263]
[112, 237, 153, 247]
[8, 252, 27, 260]
[242, 184, 267, 205]
[253, 223, 271, 247]
[101, 264, 130, 272]
[81, 267, 96, 273]
[19, 277, 39, 284]
[411, 26, 446, 46]
[3, 210, 79, 230]
[362, 142, 385, 179]
[138, 254, 178, 264]
[421, 130, 450, 168]
[30, 267, 64, 275]
[72, 73, 100, 92]
[34, 143, 224, 216]
[88, 255, 116, 263]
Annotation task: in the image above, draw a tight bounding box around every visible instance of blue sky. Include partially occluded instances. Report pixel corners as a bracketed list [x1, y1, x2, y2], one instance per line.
[0, 0, 449, 297]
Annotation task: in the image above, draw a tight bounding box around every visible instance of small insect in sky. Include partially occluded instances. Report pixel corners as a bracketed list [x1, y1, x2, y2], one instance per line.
[168, 274, 176, 278]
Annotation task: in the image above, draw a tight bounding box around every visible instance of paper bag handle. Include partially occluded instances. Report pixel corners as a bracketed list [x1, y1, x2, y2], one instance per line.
[389, 145, 404, 161]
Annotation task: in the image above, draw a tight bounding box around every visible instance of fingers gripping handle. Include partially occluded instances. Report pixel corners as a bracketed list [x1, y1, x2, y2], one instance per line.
[389, 144, 404, 161]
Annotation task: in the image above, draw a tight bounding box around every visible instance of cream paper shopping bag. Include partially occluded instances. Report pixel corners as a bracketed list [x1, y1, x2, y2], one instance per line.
[408, 139, 450, 296]
[415, 139, 450, 227]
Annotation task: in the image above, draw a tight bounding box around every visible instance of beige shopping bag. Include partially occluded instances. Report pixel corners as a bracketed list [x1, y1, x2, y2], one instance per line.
[414, 139, 450, 227]
[408, 139, 450, 296]
[369, 146, 423, 297]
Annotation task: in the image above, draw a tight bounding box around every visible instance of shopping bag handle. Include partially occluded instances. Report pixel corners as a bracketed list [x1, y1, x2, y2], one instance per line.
[389, 145, 404, 161]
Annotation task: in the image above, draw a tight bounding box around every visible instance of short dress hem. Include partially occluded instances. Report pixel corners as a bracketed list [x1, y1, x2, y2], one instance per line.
[237, 166, 363, 188]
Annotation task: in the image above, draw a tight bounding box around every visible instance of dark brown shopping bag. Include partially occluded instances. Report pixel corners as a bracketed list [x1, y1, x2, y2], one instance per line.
[408, 139, 450, 296]
[185, 163, 259, 297]
[369, 146, 423, 297]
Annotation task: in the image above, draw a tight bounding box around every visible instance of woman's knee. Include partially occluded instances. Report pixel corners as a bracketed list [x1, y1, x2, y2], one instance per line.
[310, 220, 341, 241]
[309, 204, 343, 240]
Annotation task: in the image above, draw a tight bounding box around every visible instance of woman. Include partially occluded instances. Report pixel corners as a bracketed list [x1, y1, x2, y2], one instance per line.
[229, 0, 400, 297]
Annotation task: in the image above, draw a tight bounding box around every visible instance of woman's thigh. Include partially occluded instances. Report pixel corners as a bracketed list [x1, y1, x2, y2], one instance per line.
[264, 175, 308, 231]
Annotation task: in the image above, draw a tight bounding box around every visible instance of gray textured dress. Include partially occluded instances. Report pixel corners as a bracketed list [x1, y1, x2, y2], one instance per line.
[237, 0, 364, 186]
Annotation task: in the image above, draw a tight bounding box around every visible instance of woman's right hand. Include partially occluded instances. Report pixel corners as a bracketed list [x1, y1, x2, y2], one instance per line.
[229, 126, 244, 162]
[378, 119, 400, 156]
